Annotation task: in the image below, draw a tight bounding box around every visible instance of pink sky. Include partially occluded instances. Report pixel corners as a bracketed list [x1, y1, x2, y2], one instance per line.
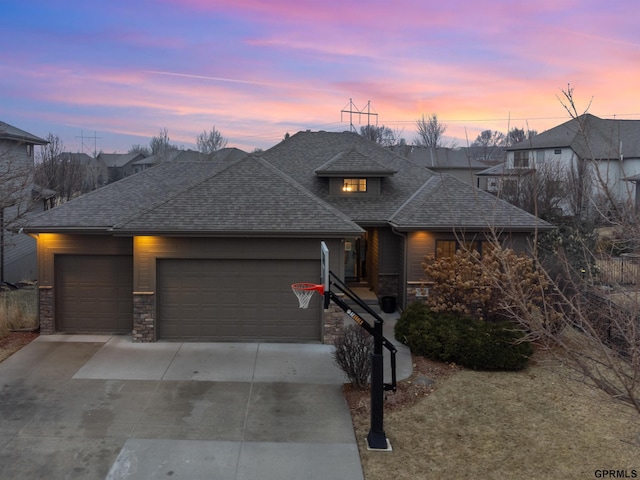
[2, 0, 639, 153]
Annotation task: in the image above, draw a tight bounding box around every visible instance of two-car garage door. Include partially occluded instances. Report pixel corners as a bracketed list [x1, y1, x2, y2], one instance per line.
[54, 255, 322, 342]
[157, 258, 321, 342]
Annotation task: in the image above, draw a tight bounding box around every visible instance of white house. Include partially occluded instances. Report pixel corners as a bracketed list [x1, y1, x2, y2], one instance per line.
[483, 114, 640, 218]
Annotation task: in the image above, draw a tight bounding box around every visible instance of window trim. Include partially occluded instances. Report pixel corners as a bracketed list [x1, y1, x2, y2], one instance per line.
[342, 178, 367, 193]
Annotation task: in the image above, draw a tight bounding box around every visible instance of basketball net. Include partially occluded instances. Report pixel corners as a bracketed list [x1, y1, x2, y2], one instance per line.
[291, 283, 324, 309]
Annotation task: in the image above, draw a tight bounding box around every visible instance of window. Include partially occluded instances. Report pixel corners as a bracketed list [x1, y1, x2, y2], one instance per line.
[26, 144, 33, 157]
[514, 151, 529, 168]
[343, 178, 367, 193]
[536, 150, 545, 164]
[435, 240, 483, 259]
[435, 240, 457, 259]
[554, 149, 562, 155]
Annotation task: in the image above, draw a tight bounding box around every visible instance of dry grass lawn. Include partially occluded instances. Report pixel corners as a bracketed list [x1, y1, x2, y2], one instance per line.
[0, 286, 38, 337]
[349, 352, 640, 480]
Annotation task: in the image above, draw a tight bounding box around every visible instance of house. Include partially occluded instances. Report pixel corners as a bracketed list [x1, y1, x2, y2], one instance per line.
[400, 146, 503, 189]
[0, 121, 50, 283]
[21, 131, 550, 343]
[486, 114, 640, 218]
[98, 152, 146, 183]
[130, 148, 248, 175]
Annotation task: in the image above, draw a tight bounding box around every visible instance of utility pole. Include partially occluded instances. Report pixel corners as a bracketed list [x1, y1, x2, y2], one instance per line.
[341, 99, 378, 133]
[75, 130, 102, 157]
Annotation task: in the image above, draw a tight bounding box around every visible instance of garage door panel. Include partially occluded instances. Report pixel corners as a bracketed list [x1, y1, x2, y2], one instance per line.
[157, 258, 320, 342]
[56, 255, 133, 333]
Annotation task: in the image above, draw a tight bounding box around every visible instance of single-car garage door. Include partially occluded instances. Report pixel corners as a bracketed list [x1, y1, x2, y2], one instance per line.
[157, 258, 321, 342]
[55, 255, 133, 333]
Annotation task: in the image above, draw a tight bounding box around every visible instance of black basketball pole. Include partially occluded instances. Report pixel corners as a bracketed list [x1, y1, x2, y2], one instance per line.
[367, 317, 388, 449]
[326, 279, 396, 450]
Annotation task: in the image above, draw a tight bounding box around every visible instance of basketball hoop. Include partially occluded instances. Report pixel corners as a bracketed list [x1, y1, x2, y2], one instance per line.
[291, 283, 325, 309]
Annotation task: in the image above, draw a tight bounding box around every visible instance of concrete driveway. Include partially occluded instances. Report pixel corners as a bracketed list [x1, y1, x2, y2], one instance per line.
[0, 335, 365, 479]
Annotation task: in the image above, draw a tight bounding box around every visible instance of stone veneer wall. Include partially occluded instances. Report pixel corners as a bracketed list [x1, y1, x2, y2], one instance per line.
[132, 293, 155, 343]
[38, 286, 54, 334]
[322, 302, 346, 345]
[377, 274, 399, 297]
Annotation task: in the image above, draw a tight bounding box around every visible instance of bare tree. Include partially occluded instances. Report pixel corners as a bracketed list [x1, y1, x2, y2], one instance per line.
[471, 89, 640, 414]
[497, 162, 568, 219]
[0, 143, 34, 217]
[474, 228, 640, 414]
[0, 133, 38, 284]
[150, 128, 178, 159]
[508, 127, 537, 146]
[414, 114, 448, 148]
[196, 126, 228, 156]
[128, 144, 151, 156]
[359, 124, 405, 148]
[34, 134, 87, 205]
[470, 129, 506, 162]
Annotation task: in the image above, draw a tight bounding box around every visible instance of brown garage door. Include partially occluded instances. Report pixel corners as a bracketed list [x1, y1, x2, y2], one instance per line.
[55, 255, 133, 333]
[157, 259, 321, 342]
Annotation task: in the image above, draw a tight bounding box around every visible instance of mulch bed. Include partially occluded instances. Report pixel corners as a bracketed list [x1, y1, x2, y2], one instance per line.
[0, 331, 39, 363]
[343, 355, 459, 415]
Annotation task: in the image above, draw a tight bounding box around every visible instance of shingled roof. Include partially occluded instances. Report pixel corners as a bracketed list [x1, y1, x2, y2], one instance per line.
[22, 130, 549, 236]
[22, 155, 363, 236]
[261, 131, 435, 224]
[0, 121, 48, 145]
[314, 146, 397, 177]
[389, 174, 552, 231]
[261, 131, 549, 230]
[508, 114, 640, 160]
[114, 156, 363, 236]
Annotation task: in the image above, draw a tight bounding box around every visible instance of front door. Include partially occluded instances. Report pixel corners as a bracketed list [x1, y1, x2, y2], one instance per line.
[344, 237, 365, 282]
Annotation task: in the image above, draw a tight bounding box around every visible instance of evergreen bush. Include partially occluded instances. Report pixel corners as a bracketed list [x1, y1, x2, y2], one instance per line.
[395, 303, 532, 370]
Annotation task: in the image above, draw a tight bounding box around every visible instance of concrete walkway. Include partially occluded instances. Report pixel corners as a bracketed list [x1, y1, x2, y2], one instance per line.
[0, 322, 412, 480]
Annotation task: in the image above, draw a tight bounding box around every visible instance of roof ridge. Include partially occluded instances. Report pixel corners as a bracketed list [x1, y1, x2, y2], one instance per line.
[388, 174, 442, 222]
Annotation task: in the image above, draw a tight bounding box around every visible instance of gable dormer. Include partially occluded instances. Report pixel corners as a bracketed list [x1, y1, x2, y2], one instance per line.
[314, 146, 396, 197]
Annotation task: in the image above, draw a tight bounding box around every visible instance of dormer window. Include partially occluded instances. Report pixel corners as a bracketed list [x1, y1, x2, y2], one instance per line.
[343, 178, 367, 192]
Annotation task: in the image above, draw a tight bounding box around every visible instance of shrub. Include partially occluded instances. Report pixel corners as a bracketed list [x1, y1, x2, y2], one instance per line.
[422, 246, 553, 323]
[332, 325, 373, 389]
[395, 303, 533, 371]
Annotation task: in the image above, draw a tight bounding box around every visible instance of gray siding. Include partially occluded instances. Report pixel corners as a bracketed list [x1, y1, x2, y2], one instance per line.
[134, 237, 343, 292]
[406, 231, 536, 283]
[37, 234, 133, 287]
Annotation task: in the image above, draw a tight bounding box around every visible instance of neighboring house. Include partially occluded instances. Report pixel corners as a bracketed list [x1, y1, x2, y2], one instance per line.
[484, 114, 640, 217]
[98, 152, 146, 183]
[21, 131, 550, 343]
[130, 148, 248, 175]
[401, 146, 503, 189]
[0, 121, 50, 284]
